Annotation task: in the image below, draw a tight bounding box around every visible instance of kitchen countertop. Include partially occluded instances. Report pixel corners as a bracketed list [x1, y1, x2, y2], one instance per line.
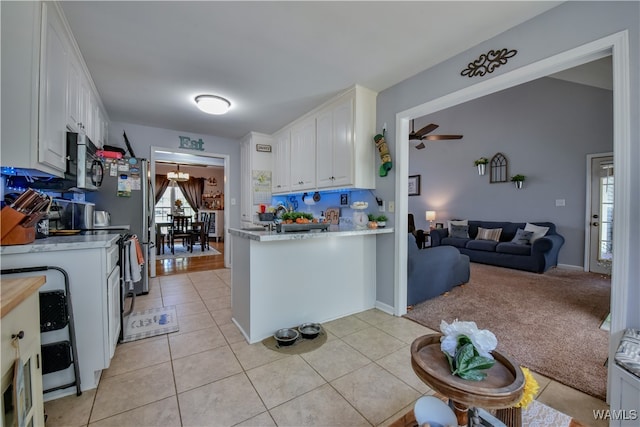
[229, 225, 393, 242]
[1, 275, 47, 318]
[0, 232, 121, 255]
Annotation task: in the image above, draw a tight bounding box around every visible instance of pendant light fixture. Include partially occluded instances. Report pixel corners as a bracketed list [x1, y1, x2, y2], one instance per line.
[167, 164, 189, 182]
[195, 95, 231, 115]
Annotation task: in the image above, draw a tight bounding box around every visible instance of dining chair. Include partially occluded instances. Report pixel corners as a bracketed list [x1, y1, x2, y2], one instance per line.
[169, 216, 193, 253]
[191, 212, 210, 251]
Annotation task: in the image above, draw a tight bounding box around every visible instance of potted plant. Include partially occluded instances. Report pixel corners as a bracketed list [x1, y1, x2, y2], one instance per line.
[510, 174, 526, 189]
[474, 157, 489, 175]
[367, 213, 378, 229]
[376, 215, 388, 228]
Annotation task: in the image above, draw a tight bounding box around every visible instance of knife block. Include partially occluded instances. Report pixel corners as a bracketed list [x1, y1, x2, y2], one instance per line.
[0, 206, 35, 245]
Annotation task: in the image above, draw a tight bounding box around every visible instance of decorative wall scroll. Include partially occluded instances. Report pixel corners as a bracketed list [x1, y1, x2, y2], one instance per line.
[490, 153, 509, 183]
[461, 48, 518, 78]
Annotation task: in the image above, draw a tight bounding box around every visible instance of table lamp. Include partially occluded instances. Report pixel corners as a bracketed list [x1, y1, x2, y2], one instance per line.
[426, 210, 436, 229]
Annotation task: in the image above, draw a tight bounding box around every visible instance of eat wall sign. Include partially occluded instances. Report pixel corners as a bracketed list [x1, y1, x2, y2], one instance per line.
[179, 136, 205, 151]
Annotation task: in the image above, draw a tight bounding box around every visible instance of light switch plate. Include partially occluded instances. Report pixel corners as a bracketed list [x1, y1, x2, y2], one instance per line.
[389, 201, 395, 212]
[555, 199, 565, 207]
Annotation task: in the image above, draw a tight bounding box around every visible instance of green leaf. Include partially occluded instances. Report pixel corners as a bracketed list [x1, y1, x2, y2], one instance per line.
[465, 356, 496, 372]
[444, 352, 454, 372]
[458, 370, 488, 381]
[453, 343, 475, 374]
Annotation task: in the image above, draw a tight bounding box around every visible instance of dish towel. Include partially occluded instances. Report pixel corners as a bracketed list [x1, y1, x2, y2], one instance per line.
[124, 238, 142, 288]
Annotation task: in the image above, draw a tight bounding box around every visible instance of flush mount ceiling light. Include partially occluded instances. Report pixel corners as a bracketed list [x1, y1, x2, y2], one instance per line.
[195, 95, 231, 115]
[167, 164, 189, 182]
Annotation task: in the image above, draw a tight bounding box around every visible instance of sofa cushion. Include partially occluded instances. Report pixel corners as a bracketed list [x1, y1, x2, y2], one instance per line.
[465, 239, 499, 252]
[511, 228, 534, 245]
[441, 237, 470, 249]
[450, 224, 469, 238]
[448, 219, 468, 236]
[496, 242, 532, 255]
[476, 227, 502, 242]
[525, 223, 549, 243]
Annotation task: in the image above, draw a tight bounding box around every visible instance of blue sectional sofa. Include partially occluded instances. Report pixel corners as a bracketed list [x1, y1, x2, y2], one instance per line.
[407, 233, 470, 305]
[430, 220, 565, 273]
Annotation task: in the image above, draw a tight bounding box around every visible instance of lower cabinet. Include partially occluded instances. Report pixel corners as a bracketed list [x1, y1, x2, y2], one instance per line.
[1, 241, 120, 397]
[1, 282, 45, 427]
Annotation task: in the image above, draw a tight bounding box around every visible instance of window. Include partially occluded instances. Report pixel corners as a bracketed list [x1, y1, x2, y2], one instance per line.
[155, 185, 194, 222]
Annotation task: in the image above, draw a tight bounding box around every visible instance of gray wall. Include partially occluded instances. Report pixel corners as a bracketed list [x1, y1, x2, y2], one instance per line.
[374, 0, 639, 328]
[107, 121, 242, 228]
[407, 77, 613, 267]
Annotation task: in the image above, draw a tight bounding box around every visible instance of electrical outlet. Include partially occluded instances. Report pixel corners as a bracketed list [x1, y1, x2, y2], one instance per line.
[379, 201, 385, 212]
[555, 199, 565, 207]
[388, 201, 395, 213]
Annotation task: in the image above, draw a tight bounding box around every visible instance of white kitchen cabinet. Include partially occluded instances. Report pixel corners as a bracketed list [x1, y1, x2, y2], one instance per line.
[1, 277, 46, 427]
[289, 117, 316, 192]
[0, 1, 109, 177]
[38, 1, 69, 173]
[240, 132, 273, 227]
[316, 86, 377, 190]
[271, 129, 291, 194]
[1, 236, 122, 398]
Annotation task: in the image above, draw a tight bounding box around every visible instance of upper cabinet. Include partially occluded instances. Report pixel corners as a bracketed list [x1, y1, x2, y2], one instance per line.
[289, 117, 316, 192]
[1, 1, 109, 177]
[270, 85, 377, 195]
[240, 132, 273, 226]
[271, 129, 291, 193]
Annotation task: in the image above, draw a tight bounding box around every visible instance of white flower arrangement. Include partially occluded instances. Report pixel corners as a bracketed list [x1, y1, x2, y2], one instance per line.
[440, 320, 498, 380]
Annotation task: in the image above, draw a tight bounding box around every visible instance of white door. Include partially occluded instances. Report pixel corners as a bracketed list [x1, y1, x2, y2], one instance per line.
[588, 155, 614, 274]
[107, 265, 121, 359]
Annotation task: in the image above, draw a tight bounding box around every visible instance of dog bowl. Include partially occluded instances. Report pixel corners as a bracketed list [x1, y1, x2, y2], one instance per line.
[298, 323, 322, 339]
[274, 328, 299, 346]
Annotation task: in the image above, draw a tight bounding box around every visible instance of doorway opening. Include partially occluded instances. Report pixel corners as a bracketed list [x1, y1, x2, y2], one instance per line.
[394, 31, 631, 401]
[149, 147, 231, 276]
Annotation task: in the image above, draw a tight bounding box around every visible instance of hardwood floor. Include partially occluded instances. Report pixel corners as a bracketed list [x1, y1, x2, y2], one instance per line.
[154, 240, 225, 275]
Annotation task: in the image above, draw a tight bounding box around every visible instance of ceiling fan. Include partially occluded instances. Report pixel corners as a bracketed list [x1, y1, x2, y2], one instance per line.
[409, 120, 463, 149]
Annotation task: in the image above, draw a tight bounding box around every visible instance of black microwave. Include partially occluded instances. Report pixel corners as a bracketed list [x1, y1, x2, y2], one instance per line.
[66, 132, 103, 191]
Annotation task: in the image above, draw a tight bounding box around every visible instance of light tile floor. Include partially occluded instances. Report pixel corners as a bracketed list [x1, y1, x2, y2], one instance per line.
[44, 268, 608, 427]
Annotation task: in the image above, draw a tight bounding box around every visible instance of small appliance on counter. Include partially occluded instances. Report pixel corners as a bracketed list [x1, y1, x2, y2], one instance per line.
[50, 199, 94, 231]
[94, 210, 111, 227]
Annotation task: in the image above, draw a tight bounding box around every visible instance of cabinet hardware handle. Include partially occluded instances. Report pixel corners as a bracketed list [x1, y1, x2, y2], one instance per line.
[12, 331, 24, 340]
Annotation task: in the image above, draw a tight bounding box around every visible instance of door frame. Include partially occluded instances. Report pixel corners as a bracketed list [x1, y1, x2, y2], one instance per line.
[149, 146, 231, 275]
[393, 30, 631, 401]
[584, 152, 614, 273]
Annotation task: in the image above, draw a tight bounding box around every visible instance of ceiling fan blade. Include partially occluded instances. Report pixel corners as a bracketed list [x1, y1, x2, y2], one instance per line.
[423, 135, 463, 141]
[415, 142, 426, 150]
[415, 123, 439, 138]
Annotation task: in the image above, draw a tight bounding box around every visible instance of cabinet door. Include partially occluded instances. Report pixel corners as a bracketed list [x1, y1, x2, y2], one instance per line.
[290, 117, 316, 191]
[66, 54, 81, 132]
[38, 2, 68, 172]
[107, 265, 121, 359]
[316, 97, 354, 189]
[330, 97, 354, 187]
[240, 141, 251, 222]
[315, 108, 334, 188]
[272, 130, 290, 193]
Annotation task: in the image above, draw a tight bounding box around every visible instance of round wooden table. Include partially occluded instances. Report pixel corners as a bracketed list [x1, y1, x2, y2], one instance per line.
[411, 334, 524, 427]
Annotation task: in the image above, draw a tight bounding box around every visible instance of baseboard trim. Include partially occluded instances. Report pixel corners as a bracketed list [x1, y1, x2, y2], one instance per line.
[375, 300, 395, 315]
[557, 263, 584, 271]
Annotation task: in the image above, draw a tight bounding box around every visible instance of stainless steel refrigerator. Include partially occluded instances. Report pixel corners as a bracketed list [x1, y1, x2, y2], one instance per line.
[86, 157, 150, 295]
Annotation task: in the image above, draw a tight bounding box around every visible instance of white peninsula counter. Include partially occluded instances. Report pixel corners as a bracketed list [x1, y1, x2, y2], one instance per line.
[229, 226, 393, 343]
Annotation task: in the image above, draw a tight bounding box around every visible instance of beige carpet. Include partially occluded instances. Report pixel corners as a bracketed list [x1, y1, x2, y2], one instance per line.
[405, 263, 610, 400]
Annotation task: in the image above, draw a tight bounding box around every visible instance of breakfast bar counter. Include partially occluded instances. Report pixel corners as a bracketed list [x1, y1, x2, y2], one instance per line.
[229, 226, 393, 343]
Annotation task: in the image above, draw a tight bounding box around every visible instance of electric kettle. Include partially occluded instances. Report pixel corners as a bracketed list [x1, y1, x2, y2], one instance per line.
[94, 211, 111, 227]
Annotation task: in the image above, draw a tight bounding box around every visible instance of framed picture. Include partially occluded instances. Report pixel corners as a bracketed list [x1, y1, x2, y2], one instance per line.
[408, 175, 421, 196]
[435, 223, 444, 229]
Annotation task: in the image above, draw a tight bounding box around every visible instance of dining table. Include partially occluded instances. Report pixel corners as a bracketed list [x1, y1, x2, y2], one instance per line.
[155, 219, 206, 254]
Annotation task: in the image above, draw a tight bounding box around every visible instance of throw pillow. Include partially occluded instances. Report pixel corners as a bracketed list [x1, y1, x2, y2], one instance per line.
[476, 227, 502, 242]
[448, 219, 468, 237]
[511, 228, 534, 245]
[450, 224, 469, 239]
[525, 223, 550, 243]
